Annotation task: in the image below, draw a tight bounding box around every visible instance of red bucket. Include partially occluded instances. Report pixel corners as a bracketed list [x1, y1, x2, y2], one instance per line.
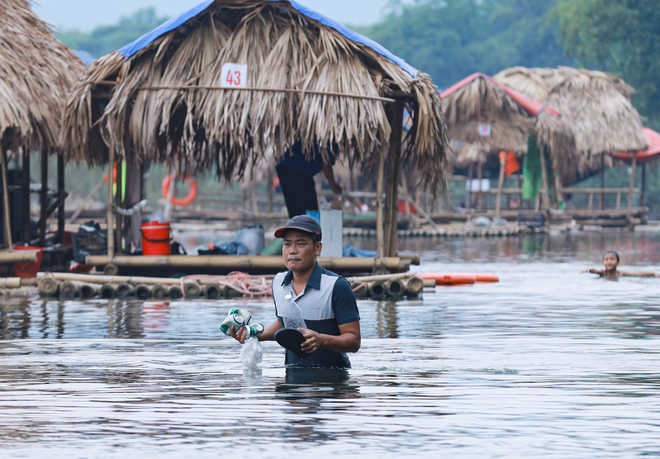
[13, 245, 44, 278]
[141, 221, 173, 256]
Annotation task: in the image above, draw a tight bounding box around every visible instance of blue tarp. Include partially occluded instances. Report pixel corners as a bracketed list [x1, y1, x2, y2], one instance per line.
[118, 0, 418, 78]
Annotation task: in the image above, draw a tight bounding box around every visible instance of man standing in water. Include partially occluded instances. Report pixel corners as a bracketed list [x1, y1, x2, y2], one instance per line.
[231, 215, 361, 368]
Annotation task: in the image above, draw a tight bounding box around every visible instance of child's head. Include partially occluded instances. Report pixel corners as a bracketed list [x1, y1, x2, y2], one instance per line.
[602, 250, 620, 271]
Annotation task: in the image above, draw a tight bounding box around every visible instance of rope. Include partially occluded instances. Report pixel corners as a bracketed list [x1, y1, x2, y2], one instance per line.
[115, 199, 148, 216]
[180, 272, 273, 299]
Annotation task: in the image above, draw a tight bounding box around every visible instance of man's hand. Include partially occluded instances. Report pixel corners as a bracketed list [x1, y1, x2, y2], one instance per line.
[229, 325, 248, 344]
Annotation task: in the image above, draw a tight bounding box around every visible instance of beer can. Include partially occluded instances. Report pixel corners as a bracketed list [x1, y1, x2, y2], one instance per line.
[220, 308, 253, 335]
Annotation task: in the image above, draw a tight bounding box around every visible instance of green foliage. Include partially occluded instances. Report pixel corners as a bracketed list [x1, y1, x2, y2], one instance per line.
[554, 0, 660, 129]
[364, 0, 572, 89]
[56, 7, 169, 58]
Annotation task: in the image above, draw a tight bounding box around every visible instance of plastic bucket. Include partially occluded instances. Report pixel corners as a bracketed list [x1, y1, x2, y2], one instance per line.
[13, 245, 44, 278]
[141, 221, 173, 256]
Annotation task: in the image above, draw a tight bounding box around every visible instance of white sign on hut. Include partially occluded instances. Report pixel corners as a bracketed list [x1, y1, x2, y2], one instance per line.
[220, 63, 248, 88]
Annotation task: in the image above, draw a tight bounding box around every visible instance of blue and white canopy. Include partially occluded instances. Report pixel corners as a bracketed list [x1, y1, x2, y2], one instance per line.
[118, 0, 418, 78]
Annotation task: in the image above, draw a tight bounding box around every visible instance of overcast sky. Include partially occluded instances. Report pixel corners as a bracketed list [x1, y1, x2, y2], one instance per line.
[32, 0, 395, 32]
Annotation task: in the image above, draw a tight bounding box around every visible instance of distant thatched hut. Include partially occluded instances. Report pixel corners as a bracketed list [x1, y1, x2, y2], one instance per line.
[493, 66, 647, 186]
[441, 73, 560, 153]
[62, 0, 450, 259]
[0, 0, 84, 248]
[440, 73, 561, 214]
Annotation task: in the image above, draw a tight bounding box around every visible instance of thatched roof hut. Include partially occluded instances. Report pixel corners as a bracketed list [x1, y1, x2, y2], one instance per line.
[493, 66, 647, 184]
[440, 73, 560, 154]
[61, 0, 450, 192]
[0, 0, 84, 152]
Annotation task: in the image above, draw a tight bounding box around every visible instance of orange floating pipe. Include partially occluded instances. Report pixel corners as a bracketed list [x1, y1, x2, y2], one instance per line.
[473, 274, 500, 283]
[419, 273, 476, 286]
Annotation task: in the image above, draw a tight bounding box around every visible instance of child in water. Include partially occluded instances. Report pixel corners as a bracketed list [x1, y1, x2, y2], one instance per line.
[581, 250, 659, 278]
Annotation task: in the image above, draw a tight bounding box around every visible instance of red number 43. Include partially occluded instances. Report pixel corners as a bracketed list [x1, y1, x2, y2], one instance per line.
[225, 70, 241, 86]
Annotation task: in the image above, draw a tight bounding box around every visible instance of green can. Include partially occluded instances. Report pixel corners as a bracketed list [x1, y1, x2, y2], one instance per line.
[220, 308, 253, 335]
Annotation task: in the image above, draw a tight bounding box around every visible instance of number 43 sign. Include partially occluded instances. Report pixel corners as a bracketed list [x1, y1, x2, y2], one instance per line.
[221, 63, 248, 88]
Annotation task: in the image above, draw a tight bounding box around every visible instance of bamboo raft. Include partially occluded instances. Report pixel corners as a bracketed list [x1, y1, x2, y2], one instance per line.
[22, 272, 432, 301]
[343, 224, 556, 238]
[84, 255, 416, 277]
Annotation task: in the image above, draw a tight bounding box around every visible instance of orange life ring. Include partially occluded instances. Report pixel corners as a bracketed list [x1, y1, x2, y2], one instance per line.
[419, 273, 477, 286]
[161, 174, 198, 207]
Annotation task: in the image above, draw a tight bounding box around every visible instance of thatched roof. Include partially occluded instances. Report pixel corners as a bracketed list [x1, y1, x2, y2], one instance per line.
[493, 66, 647, 183]
[609, 127, 660, 165]
[0, 0, 84, 152]
[440, 73, 560, 153]
[62, 0, 450, 191]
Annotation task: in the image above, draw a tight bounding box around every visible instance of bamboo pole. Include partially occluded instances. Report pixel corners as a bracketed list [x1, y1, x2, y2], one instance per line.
[136, 284, 152, 300]
[376, 149, 385, 259]
[539, 147, 549, 211]
[404, 276, 424, 295]
[35, 271, 240, 285]
[137, 85, 397, 103]
[385, 278, 406, 297]
[106, 151, 115, 259]
[38, 276, 60, 296]
[152, 284, 168, 299]
[57, 154, 65, 245]
[203, 284, 223, 299]
[116, 282, 135, 298]
[183, 280, 202, 299]
[78, 283, 99, 299]
[168, 284, 183, 299]
[0, 250, 38, 264]
[85, 255, 407, 273]
[641, 164, 646, 208]
[39, 150, 48, 246]
[495, 152, 506, 216]
[1, 149, 14, 248]
[627, 152, 637, 218]
[600, 152, 605, 210]
[467, 164, 473, 213]
[368, 281, 387, 300]
[554, 174, 563, 208]
[115, 161, 123, 252]
[346, 272, 417, 283]
[99, 283, 117, 299]
[477, 162, 483, 211]
[385, 99, 404, 257]
[59, 280, 78, 299]
[22, 149, 31, 243]
[350, 281, 369, 299]
[0, 278, 21, 289]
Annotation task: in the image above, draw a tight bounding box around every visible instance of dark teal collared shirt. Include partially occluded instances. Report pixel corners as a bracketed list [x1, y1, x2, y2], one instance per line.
[272, 263, 359, 368]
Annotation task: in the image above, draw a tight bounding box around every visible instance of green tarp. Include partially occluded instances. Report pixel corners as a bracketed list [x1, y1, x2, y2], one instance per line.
[522, 136, 542, 200]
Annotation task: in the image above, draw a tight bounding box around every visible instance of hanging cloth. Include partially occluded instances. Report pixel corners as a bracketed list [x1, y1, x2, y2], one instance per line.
[522, 137, 542, 200]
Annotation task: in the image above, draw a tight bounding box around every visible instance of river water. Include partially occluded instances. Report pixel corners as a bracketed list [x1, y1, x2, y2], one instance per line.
[1, 231, 660, 458]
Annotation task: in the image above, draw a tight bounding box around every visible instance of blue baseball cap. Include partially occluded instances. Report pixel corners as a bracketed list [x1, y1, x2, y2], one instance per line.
[274, 215, 322, 240]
